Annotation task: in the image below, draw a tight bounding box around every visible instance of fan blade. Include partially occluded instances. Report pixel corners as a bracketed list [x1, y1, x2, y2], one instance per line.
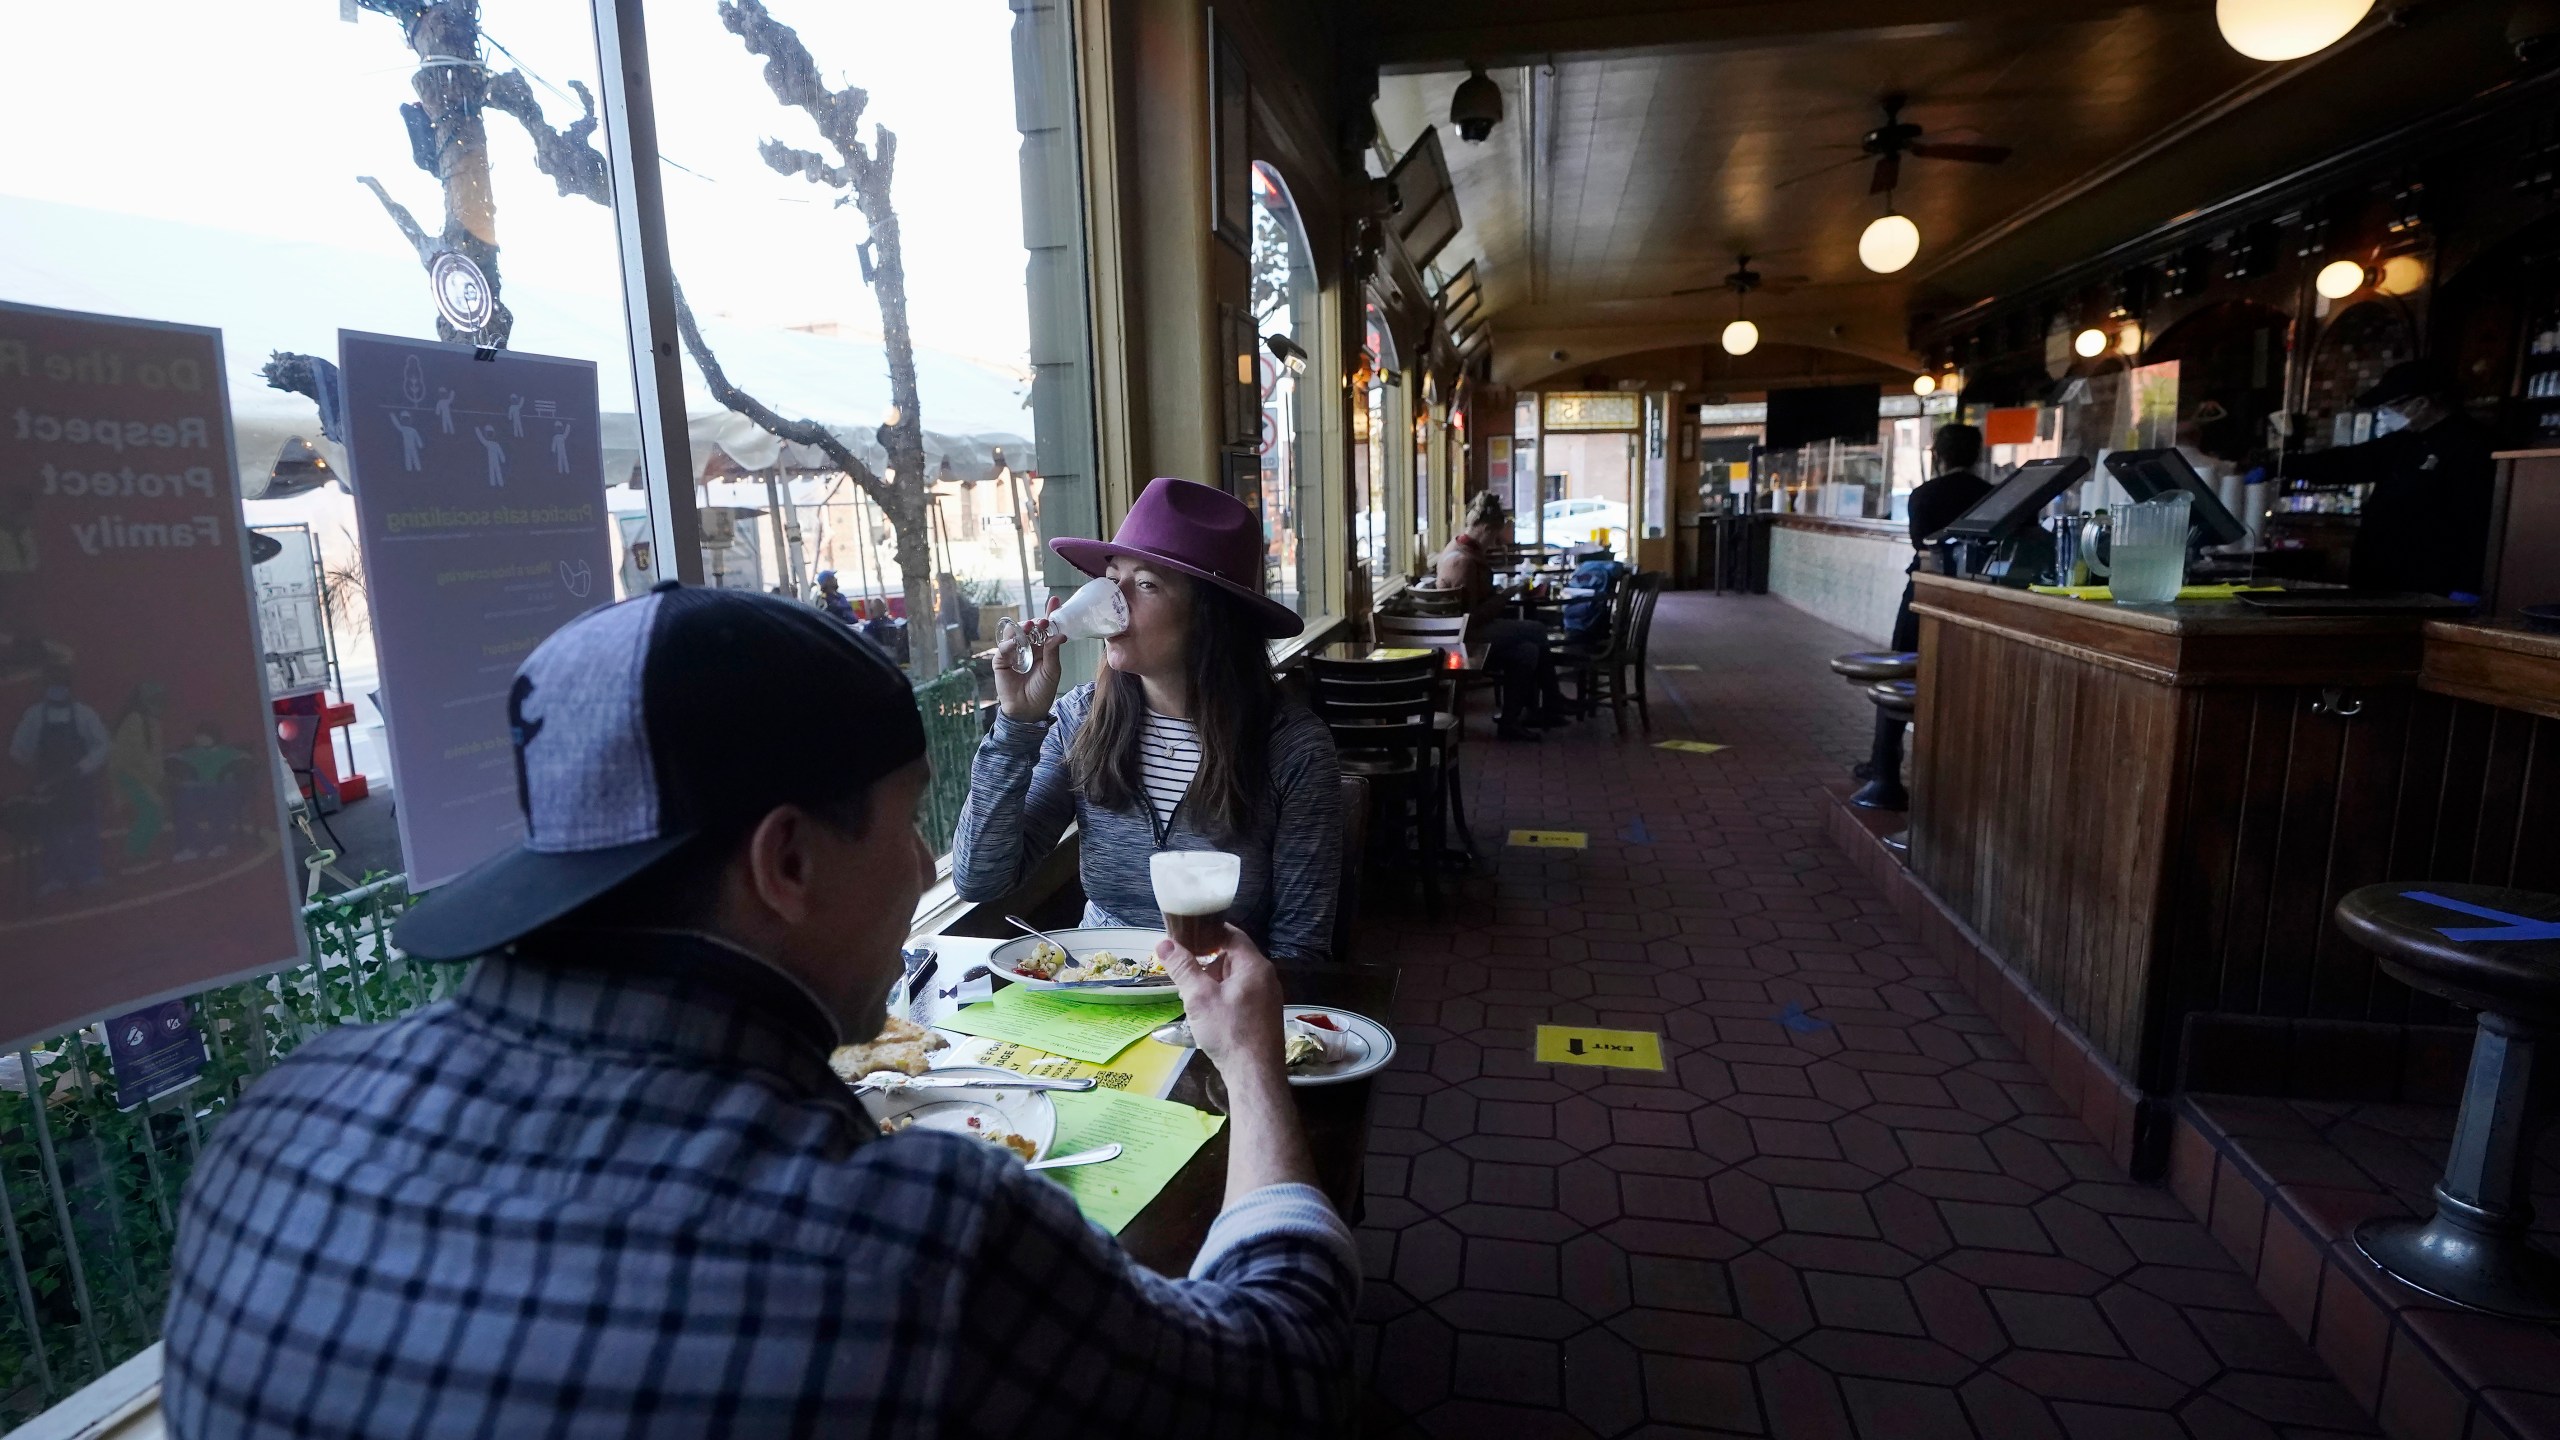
[1761, 275, 1813, 294]
[1670, 285, 1719, 296]
[1869, 152, 1901, 195]
[1773, 153, 1866, 191]
[1910, 141, 2011, 165]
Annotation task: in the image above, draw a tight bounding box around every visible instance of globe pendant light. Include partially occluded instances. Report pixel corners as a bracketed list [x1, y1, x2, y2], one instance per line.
[2215, 0, 2373, 60]
[2314, 258, 2368, 299]
[1722, 318, 1760, 356]
[1912, 373, 1936, 396]
[1860, 212, 1920, 274]
[2073, 327, 2108, 359]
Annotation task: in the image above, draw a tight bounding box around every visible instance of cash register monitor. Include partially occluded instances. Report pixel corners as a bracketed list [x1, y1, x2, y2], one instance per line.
[1937, 456, 2092, 543]
[2103, 448, 2249, 547]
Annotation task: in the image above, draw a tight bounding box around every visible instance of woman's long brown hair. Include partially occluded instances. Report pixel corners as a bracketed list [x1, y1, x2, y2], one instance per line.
[1067, 576, 1277, 841]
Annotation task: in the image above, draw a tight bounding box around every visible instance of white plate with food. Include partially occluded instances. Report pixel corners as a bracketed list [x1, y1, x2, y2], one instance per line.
[854, 1066, 1057, 1162]
[988, 926, 1181, 1005]
[1281, 1007, 1395, 1086]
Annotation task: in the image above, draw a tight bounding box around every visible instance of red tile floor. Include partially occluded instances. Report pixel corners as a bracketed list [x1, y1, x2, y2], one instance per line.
[1348, 592, 2379, 1439]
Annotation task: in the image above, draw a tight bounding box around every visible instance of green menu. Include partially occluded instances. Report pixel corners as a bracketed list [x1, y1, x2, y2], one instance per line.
[937, 985, 1183, 1064]
[1042, 1088, 1226, 1234]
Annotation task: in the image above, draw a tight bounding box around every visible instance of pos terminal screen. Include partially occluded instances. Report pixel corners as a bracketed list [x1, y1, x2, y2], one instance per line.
[2102, 449, 2250, 547]
[1937, 457, 2091, 543]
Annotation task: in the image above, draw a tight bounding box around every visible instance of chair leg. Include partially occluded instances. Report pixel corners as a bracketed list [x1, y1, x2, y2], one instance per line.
[1444, 750, 1476, 857]
[1416, 774, 1442, 915]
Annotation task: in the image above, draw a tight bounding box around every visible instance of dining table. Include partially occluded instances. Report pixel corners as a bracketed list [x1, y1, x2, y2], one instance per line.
[907, 934, 1398, 1276]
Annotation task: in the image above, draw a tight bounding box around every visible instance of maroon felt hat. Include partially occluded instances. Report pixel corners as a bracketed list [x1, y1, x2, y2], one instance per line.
[1050, 477, 1303, 638]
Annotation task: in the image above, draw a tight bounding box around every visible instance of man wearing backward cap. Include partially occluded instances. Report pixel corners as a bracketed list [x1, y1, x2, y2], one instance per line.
[161, 584, 1356, 1437]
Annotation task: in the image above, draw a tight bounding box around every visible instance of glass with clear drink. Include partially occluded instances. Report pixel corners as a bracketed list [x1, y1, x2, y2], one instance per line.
[1151, 850, 1241, 958]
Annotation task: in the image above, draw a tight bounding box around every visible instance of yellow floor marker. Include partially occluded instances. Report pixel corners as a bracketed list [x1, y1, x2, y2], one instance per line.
[1508, 829, 1588, 849]
[1654, 663, 1699, 672]
[1534, 1025, 1665, 1070]
[1656, 740, 1727, 755]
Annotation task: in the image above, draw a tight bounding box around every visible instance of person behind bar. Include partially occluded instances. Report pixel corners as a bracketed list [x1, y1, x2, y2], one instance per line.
[1890, 422, 1991, 652]
[2279, 359, 2494, 597]
[954, 476, 1343, 961]
[162, 585, 1357, 1437]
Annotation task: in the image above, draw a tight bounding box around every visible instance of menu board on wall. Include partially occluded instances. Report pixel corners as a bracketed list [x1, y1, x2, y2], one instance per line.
[0, 301, 302, 1052]
[339, 331, 612, 890]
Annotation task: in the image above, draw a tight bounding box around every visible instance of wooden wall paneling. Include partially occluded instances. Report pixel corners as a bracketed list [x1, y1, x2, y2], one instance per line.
[2256, 692, 2352, 1020]
[2513, 716, 2560, 891]
[2114, 666, 2174, 1080]
[2216, 690, 2293, 1017]
[2470, 705, 2532, 885]
[2430, 699, 2496, 881]
[2165, 687, 2262, 1040]
[2051, 654, 2096, 1050]
[2308, 686, 2414, 1022]
[2386, 692, 2456, 883]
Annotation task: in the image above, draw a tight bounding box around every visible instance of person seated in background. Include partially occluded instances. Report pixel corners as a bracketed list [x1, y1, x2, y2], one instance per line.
[162, 584, 1358, 1437]
[1436, 491, 1571, 741]
[813, 568, 858, 625]
[1890, 422, 1991, 652]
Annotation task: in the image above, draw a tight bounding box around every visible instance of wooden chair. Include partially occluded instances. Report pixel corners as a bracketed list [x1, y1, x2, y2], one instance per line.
[1564, 571, 1666, 733]
[1371, 612, 1484, 853]
[1306, 653, 1445, 913]
[1395, 585, 1467, 619]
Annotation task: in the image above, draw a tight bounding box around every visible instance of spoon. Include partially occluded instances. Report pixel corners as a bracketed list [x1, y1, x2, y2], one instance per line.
[1005, 914, 1075, 952]
[1026, 1142, 1122, 1172]
[1005, 915, 1164, 987]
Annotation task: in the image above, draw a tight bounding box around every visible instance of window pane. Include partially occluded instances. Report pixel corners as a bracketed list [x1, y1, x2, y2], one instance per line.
[1252, 162, 1318, 616]
[1, 0, 650, 868]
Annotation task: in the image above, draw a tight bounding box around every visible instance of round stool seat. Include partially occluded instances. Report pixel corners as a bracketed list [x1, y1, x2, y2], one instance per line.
[1867, 679, 1917, 718]
[2335, 885, 2560, 1025]
[1830, 650, 1917, 682]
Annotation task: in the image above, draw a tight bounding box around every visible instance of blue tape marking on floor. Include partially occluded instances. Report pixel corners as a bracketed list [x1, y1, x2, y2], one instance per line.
[1777, 1002, 1830, 1033]
[1621, 816, 1653, 845]
[2400, 890, 2560, 943]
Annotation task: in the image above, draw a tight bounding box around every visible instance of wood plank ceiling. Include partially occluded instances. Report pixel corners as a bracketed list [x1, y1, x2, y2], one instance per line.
[1366, 0, 2513, 390]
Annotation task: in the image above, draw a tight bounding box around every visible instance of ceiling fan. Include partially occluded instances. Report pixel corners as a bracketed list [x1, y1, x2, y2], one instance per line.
[1778, 94, 2013, 193]
[1672, 254, 1807, 299]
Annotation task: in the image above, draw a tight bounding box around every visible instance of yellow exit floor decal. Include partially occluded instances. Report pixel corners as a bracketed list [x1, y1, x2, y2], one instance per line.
[1654, 663, 1699, 671]
[1508, 829, 1588, 849]
[1535, 1025, 1665, 1070]
[1656, 740, 1727, 755]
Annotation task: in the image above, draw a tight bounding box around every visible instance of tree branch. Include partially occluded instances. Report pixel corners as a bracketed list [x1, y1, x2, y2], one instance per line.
[485, 73, 610, 205]
[719, 0, 873, 177]
[262, 352, 322, 404]
[671, 284, 892, 512]
[356, 175, 438, 266]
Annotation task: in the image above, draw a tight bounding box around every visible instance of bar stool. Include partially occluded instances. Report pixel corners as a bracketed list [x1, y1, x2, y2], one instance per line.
[1856, 680, 1916, 810]
[1829, 650, 1917, 685]
[2333, 884, 2560, 1321]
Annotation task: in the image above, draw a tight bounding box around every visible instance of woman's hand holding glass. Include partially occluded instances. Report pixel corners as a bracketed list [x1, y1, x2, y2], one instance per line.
[993, 597, 1066, 721]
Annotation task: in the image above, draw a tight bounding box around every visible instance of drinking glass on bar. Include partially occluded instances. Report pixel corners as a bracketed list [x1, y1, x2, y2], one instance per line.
[1151, 850, 1241, 959]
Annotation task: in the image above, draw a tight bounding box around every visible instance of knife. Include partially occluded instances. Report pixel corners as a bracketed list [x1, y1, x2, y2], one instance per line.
[857, 1072, 1098, 1094]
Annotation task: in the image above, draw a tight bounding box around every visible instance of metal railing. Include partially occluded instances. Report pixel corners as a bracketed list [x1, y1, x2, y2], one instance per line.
[0, 673, 988, 1424]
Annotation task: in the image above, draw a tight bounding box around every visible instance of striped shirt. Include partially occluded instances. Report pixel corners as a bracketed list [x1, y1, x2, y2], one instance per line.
[1138, 710, 1203, 833]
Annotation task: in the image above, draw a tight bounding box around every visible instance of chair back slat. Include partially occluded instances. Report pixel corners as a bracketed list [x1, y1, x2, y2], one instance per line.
[1374, 612, 1469, 656]
[1627, 572, 1667, 665]
[1307, 654, 1440, 760]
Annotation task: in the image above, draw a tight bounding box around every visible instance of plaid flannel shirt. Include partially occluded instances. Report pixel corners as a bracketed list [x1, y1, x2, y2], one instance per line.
[163, 931, 1358, 1437]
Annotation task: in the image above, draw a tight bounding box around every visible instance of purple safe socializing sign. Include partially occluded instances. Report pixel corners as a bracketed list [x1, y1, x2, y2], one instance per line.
[340, 332, 613, 889]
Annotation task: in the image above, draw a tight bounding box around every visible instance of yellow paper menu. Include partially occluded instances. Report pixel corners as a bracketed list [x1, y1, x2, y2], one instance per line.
[1042, 1088, 1226, 1234]
[935, 985, 1184, 1064]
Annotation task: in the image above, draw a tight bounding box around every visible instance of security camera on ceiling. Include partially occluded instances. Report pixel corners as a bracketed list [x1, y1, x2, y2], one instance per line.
[1450, 66, 1503, 143]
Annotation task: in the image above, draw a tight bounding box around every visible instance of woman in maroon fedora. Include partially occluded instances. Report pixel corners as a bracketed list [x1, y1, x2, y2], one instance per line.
[952, 478, 1344, 962]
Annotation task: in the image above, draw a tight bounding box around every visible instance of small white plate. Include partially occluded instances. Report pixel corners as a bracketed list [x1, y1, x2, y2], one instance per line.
[988, 926, 1182, 1006]
[854, 1065, 1057, 1161]
[1282, 1007, 1396, 1087]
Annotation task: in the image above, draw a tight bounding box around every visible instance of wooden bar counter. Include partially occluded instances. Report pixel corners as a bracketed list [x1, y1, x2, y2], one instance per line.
[1904, 576, 2560, 1149]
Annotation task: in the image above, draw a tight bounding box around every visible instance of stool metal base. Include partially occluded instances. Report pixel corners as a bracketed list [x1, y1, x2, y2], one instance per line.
[1851, 779, 1908, 810]
[2356, 1200, 2560, 1323]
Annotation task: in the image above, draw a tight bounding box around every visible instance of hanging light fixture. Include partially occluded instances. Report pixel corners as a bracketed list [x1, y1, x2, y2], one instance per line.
[2117, 323, 2144, 357]
[1912, 373, 1937, 396]
[2215, 0, 2373, 60]
[1941, 368, 1964, 394]
[2073, 327, 2109, 359]
[1721, 318, 1760, 356]
[1860, 210, 1921, 274]
[2314, 258, 2369, 299]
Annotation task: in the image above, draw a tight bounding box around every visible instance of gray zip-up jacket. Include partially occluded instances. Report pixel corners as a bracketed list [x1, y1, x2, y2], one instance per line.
[951, 683, 1343, 963]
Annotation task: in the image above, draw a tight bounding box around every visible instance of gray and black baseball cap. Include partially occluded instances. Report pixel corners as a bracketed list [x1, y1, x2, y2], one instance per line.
[395, 582, 927, 962]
